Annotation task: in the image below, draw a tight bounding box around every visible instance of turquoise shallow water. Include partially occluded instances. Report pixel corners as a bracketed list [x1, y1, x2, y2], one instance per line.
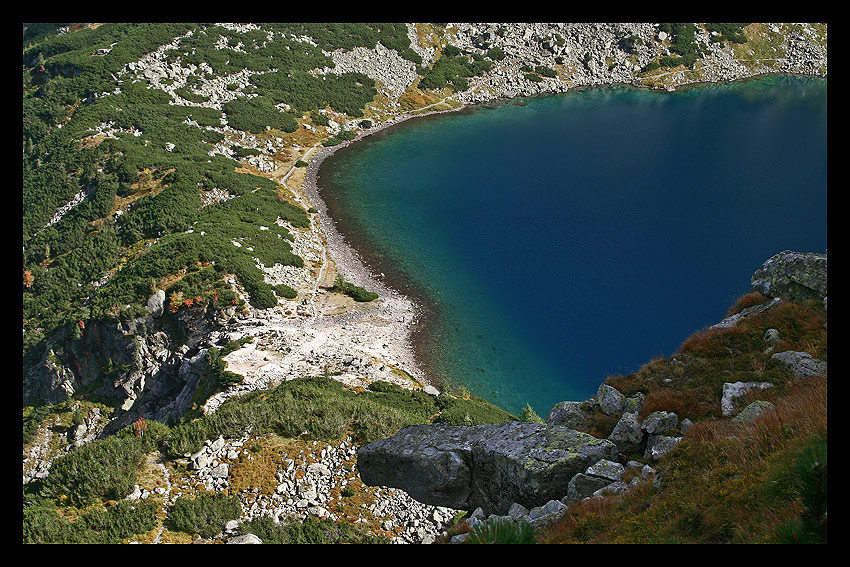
[318, 76, 827, 416]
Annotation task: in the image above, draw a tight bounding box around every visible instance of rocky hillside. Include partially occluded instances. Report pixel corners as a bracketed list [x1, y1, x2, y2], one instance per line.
[23, 23, 826, 544]
[23, 249, 827, 544]
[357, 250, 827, 543]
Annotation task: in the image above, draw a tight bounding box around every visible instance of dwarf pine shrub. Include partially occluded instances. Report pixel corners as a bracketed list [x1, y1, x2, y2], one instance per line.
[41, 435, 147, 506]
[332, 274, 378, 302]
[466, 517, 536, 544]
[169, 492, 242, 538]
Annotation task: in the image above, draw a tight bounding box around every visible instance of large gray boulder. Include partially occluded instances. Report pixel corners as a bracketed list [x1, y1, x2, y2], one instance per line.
[596, 384, 626, 415]
[146, 289, 166, 318]
[608, 412, 645, 455]
[546, 400, 592, 429]
[641, 411, 679, 435]
[565, 473, 613, 504]
[770, 351, 827, 380]
[750, 250, 827, 302]
[645, 435, 683, 460]
[357, 421, 618, 516]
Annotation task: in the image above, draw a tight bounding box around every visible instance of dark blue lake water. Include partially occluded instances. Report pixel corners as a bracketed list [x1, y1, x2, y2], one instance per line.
[319, 75, 827, 416]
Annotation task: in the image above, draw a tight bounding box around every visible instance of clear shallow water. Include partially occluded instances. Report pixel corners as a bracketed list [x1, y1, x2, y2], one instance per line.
[319, 76, 827, 416]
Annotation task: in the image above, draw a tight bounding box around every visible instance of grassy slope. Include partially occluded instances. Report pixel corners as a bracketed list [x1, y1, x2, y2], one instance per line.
[538, 294, 827, 543]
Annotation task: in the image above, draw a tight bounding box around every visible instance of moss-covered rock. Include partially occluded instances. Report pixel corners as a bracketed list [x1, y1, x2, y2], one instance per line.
[357, 421, 617, 515]
[751, 250, 827, 302]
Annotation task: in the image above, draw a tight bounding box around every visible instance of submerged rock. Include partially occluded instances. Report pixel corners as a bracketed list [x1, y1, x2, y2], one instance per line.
[357, 421, 618, 515]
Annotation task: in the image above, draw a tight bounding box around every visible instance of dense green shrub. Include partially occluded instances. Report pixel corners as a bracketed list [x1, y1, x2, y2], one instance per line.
[534, 65, 557, 78]
[240, 515, 386, 544]
[206, 346, 245, 389]
[331, 274, 378, 302]
[274, 283, 298, 299]
[618, 35, 641, 53]
[466, 516, 536, 544]
[419, 52, 487, 92]
[165, 375, 514, 457]
[22, 404, 55, 446]
[520, 403, 544, 423]
[486, 46, 506, 60]
[250, 70, 377, 117]
[434, 393, 517, 426]
[773, 435, 827, 543]
[23, 498, 157, 544]
[169, 492, 242, 538]
[705, 23, 750, 44]
[657, 23, 705, 68]
[442, 45, 462, 58]
[223, 96, 298, 133]
[40, 435, 147, 506]
[232, 146, 261, 158]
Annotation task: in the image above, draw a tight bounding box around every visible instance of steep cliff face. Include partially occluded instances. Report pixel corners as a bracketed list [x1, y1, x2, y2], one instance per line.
[23, 294, 223, 431]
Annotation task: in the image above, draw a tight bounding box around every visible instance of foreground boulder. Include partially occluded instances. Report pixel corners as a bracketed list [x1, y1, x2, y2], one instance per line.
[750, 250, 827, 302]
[357, 421, 618, 516]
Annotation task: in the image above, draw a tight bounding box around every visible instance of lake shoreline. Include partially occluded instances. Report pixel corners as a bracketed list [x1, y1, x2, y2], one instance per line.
[298, 74, 827, 413]
[298, 106, 473, 397]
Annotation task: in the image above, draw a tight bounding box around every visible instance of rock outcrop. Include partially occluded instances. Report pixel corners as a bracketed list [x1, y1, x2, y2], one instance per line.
[23, 302, 221, 434]
[751, 250, 827, 302]
[357, 421, 618, 516]
[770, 350, 828, 380]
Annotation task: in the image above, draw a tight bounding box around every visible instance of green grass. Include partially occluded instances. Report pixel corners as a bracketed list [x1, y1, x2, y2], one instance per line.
[164, 375, 517, 458]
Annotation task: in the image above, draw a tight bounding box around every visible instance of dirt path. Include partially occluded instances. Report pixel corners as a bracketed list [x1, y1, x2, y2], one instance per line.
[150, 451, 173, 545]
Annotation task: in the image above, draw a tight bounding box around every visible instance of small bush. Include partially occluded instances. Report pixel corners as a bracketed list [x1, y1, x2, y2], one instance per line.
[332, 274, 378, 302]
[274, 283, 297, 299]
[520, 403, 544, 423]
[466, 517, 536, 544]
[206, 346, 244, 389]
[534, 65, 557, 78]
[434, 394, 517, 426]
[725, 291, 771, 317]
[169, 492, 242, 538]
[583, 409, 620, 439]
[41, 435, 146, 506]
[773, 435, 827, 543]
[240, 515, 385, 544]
